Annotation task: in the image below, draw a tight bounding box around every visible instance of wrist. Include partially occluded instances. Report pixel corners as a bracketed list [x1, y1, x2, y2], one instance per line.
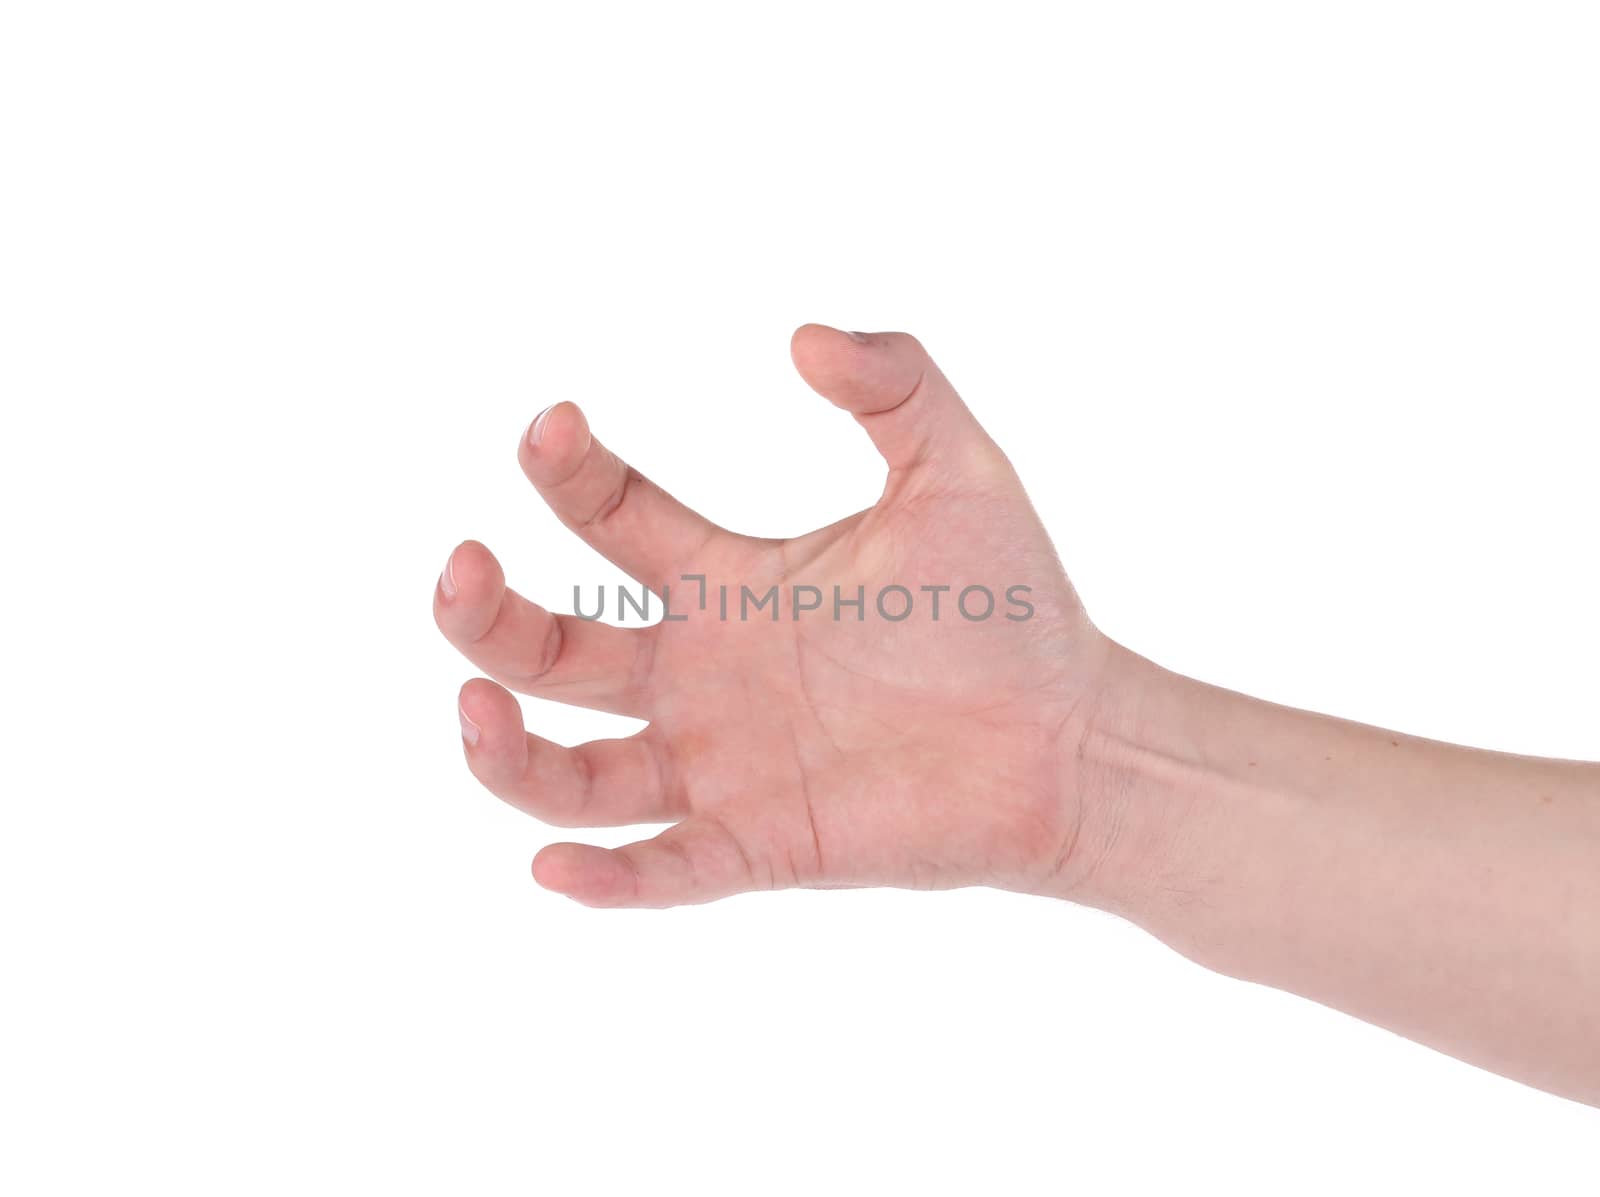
[1044, 644, 1340, 979]
[1040, 643, 1239, 927]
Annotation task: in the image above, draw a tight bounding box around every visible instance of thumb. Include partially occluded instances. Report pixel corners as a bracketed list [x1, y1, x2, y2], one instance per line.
[789, 323, 1004, 475]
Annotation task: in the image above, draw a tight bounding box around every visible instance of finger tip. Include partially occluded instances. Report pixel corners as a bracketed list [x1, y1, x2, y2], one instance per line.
[446, 540, 503, 594]
[791, 325, 908, 413]
[532, 843, 632, 906]
[457, 681, 529, 784]
[434, 543, 505, 634]
[790, 321, 855, 363]
[522, 401, 590, 473]
[457, 676, 516, 724]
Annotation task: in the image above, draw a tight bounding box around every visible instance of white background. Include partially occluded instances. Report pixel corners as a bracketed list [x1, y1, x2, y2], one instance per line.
[3, 1, 1597, 1191]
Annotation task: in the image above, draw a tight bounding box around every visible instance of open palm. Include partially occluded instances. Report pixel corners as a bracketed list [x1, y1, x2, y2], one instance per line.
[435, 325, 1113, 906]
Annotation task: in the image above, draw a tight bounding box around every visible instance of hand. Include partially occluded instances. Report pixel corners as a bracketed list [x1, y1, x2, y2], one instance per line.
[434, 324, 1116, 907]
[434, 323, 1600, 1104]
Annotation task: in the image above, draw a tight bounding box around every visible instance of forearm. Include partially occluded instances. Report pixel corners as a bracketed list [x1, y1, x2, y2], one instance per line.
[1059, 645, 1600, 1105]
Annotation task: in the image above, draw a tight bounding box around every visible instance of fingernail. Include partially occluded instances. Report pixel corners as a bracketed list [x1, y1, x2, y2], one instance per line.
[458, 703, 480, 747]
[528, 405, 555, 448]
[439, 549, 458, 599]
[845, 330, 870, 343]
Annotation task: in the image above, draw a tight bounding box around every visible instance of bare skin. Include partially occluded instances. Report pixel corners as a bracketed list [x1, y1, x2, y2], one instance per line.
[434, 323, 1600, 1106]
